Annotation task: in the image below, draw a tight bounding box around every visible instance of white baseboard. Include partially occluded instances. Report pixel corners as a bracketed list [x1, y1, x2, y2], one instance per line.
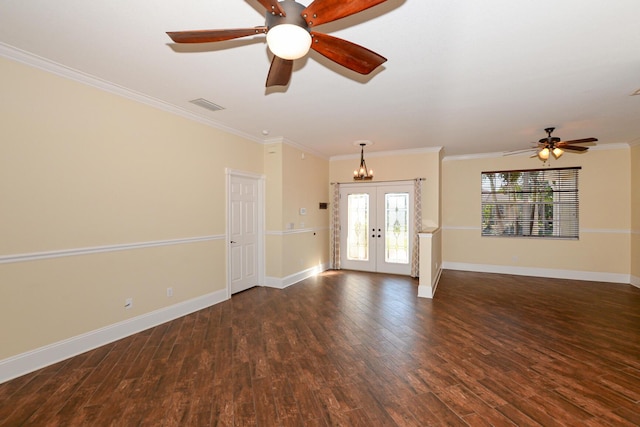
[418, 267, 443, 299]
[631, 275, 640, 288]
[0, 289, 228, 384]
[264, 264, 329, 289]
[442, 262, 631, 284]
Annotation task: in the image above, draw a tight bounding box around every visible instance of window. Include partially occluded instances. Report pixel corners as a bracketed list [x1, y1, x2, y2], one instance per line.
[481, 167, 580, 239]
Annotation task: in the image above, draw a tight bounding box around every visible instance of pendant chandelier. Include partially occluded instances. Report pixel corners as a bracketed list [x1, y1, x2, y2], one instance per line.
[353, 142, 373, 180]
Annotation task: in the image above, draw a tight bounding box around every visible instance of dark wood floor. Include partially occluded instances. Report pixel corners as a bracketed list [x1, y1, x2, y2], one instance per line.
[1, 270, 639, 426]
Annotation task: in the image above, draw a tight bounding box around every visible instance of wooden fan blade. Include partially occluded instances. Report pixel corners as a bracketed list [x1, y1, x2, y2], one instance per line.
[266, 56, 293, 87]
[560, 145, 589, 152]
[167, 27, 267, 43]
[559, 137, 598, 145]
[310, 32, 386, 74]
[256, 0, 286, 16]
[302, 0, 387, 27]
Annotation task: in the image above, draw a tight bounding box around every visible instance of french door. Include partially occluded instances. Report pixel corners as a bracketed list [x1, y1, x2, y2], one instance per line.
[339, 182, 414, 275]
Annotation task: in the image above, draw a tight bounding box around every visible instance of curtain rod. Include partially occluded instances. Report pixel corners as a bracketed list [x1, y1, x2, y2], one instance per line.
[331, 178, 425, 185]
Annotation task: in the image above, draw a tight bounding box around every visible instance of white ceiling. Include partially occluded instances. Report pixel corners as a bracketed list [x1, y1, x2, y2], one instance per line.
[1, 0, 639, 158]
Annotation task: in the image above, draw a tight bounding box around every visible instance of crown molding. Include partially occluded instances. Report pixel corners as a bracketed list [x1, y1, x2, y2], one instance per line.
[443, 142, 633, 161]
[0, 42, 262, 145]
[442, 151, 507, 161]
[330, 146, 442, 161]
[262, 137, 329, 160]
[589, 142, 632, 151]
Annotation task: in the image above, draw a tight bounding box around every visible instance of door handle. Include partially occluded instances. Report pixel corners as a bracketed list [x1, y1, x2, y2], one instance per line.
[230, 241, 237, 244]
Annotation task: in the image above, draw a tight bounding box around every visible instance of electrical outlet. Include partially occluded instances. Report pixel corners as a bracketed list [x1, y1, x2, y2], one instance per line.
[167, 287, 173, 297]
[125, 298, 133, 310]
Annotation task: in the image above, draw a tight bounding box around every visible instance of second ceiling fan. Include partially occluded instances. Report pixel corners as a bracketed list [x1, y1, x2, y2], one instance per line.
[534, 127, 597, 160]
[167, 0, 388, 87]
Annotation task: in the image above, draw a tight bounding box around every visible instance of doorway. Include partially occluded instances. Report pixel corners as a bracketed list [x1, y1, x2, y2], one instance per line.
[226, 169, 265, 295]
[339, 181, 414, 275]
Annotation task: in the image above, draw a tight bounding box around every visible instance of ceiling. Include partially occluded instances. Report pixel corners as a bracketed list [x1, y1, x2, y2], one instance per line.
[1, 0, 639, 158]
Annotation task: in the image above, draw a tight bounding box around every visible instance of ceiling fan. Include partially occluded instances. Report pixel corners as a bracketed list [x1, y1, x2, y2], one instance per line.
[534, 127, 597, 160]
[166, 0, 388, 87]
[507, 127, 598, 160]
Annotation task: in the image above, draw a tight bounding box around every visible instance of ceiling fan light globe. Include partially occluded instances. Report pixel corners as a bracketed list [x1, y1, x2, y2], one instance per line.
[266, 24, 311, 60]
[538, 147, 550, 161]
[552, 147, 564, 159]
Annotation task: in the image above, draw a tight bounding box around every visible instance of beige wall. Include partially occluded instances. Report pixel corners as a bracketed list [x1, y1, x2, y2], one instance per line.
[329, 149, 442, 229]
[442, 147, 631, 277]
[631, 143, 640, 282]
[265, 142, 330, 278]
[264, 144, 284, 232]
[0, 57, 263, 359]
[3, 49, 636, 370]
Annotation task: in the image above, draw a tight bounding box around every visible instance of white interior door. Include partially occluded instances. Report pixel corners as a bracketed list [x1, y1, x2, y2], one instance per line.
[229, 174, 259, 294]
[339, 182, 414, 275]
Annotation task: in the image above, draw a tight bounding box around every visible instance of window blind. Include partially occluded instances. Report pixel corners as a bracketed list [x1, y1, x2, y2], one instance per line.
[481, 167, 580, 239]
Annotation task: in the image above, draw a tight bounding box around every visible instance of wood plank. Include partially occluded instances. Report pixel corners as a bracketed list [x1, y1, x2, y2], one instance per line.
[1, 270, 638, 426]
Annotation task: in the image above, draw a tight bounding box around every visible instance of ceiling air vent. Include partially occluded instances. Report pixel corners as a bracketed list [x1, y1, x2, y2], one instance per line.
[189, 98, 225, 112]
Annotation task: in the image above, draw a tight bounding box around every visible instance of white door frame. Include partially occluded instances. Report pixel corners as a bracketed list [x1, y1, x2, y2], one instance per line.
[339, 180, 414, 275]
[226, 168, 265, 299]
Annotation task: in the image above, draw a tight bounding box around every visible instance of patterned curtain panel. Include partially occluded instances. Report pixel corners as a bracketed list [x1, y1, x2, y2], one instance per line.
[329, 183, 341, 269]
[411, 178, 423, 277]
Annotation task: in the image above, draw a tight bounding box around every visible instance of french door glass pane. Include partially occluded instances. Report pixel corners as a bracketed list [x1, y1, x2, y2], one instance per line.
[347, 194, 369, 261]
[385, 193, 409, 264]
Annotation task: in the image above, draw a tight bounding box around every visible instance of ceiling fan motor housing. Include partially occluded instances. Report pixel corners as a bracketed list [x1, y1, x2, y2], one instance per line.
[539, 136, 561, 146]
[265, 1, 310, 32]
[265, 1, 312, 60]
[539, 127, 560, 147]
